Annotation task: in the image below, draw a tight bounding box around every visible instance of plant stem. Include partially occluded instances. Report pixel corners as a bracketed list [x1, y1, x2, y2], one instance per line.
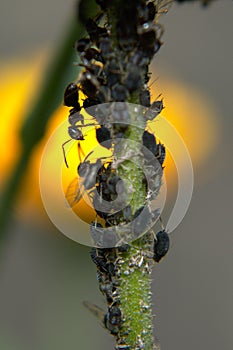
[85, 1, 165, 348]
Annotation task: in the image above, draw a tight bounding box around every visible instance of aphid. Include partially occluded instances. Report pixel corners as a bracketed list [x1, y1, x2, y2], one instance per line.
[87, 103, 111, 124]
[112, 102, 130, 128]
[81, 61, 103, 79]
[142, 130, 157, 156]
[90, 246, 109, 273]
[65, 154, 103, 207]
[147, 1, 157, 21]
[99, 37, 112, 60]
[115, 345, 131, 350]
[153, 229, 170, 262]
[90, 221, 117, 248]
[96, 167, 123, 204]
[132, 205, 150, 236]
[64, 83, 80, 110]
[156, 142, 166, 166]
[99, 280, 115, 304]
[75, 38, 90, 53]
[82, 97, 100, 110]
[138, 1, 156, 24]
[104, 303, 122, 335]
[104, 58, 122, 87]
[96, 178, 114, 202]
[90, 215, 119, 247]
[80, 71, 99, 98]
[105, 210, 124, 227]
[78, 157, 102, 186]
[121, 205, 132, 223]
[65, 177, 83, 207]
[144, 98, 164, 120]
[117, 6, 138, 51]
[111, 84, 129, 102]
[85, 48, 101, 62]
[85, 18, 108, 45]
[77, 151, 93, 177]
[133, 205, 160, 237]
[124, 64, 142, 93]
[96, 85, 111, 103]
[140, 89, 151, 107]
[96, 126, 112, 149]
[117, 244, 130, 253]
[107, 174, 123, 197]
[129, 49, 150, 67]
[138, 24, 162, 58]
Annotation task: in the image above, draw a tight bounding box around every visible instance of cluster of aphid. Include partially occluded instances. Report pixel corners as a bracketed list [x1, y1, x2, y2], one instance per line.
[63, 0, 172, 348]
[88, 227, 169, 348]
[63, 0, 168, 217]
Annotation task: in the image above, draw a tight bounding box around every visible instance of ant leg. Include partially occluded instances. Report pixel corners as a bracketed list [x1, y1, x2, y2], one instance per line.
[62, 139, 72, 168]
[156, 143, 162, 159]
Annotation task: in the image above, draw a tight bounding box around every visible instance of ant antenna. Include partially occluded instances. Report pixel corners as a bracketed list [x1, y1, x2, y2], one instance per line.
[62, 139, 72, 168]
[77, 142, 86, 163]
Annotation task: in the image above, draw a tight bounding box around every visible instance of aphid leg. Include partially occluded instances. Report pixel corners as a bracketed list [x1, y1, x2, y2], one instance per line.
[159, 216, 165, 231]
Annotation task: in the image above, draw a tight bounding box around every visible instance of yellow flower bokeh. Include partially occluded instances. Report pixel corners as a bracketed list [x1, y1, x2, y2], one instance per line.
[0, 52, 219, 222]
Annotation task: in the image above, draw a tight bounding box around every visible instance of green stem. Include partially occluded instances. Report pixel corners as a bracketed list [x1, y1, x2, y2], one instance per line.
[117, 233, 155, 349]
[100, 1, 160, 348]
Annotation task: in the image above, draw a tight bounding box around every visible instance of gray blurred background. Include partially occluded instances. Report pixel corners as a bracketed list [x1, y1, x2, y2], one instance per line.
[0, 1, 232, 350]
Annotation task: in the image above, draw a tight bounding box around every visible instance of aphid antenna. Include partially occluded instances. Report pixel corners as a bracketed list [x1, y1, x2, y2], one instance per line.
[148, 76, 159, 89]
[153, 93, 163, 101]
[157, 215, 172, 235]
[155, 0, 173, 19]
[159, 216, 165, 231]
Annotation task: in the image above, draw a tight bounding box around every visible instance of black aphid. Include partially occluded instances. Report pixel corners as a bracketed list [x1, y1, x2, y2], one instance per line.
[96, 126, 112, 149]
[153, 230, 170, 262]
[142, 130, 157, 156]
